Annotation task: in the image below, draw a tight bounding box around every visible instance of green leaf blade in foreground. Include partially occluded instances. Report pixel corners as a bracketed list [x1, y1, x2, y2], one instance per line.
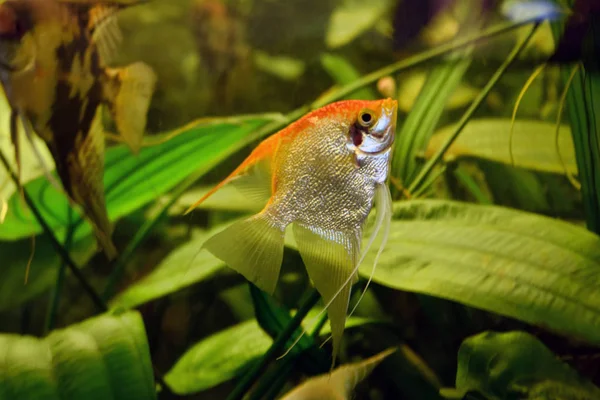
[165, 320, 272, 395]
[450, 331, 600, 399]
[165, 314, 376, 395]
[0, 117, 272, 241]
[0, 311, 155, 400]
[360, 200, 600, 344]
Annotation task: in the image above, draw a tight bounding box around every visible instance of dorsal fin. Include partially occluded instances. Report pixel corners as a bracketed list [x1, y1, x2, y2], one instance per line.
[88, 5, 122, 65]
[60, 0, 149, 65]
[184, 133, 283, 215]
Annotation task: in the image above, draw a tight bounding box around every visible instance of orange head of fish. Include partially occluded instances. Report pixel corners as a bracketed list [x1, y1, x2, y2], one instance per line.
[343, 98, 398, 157]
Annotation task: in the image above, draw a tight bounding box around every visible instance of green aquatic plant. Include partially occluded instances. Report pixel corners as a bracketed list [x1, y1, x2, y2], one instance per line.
[0, 1, 598, 399]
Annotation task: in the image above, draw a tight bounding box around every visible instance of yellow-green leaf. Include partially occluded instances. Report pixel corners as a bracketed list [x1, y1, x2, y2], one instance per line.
[426, 119, 577, 175]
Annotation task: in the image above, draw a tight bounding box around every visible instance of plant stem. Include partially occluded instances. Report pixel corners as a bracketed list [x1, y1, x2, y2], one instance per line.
[0, 150, 108, 313]
[407, 23, 541, 195]
[245, 20, 535, 147]
[313, 19, 536, 108]
[44, 207, 74, 333]
[226, 289, 321, 400]
[250, 312, 329, 400]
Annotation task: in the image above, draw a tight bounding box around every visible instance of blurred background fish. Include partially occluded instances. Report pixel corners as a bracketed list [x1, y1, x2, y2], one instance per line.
[0, 0, 157, 259]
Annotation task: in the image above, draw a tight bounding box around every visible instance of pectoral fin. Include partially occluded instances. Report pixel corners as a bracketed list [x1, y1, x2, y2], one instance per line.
[104, 62, 156, 154]
[292, 223, 360, 367]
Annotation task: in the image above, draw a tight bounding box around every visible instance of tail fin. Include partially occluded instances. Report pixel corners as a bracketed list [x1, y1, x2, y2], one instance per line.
[104, 62, 157, 154]
[203, 213, 285, 294]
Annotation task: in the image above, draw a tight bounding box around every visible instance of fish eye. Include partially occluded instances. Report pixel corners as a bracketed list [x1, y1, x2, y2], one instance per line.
[357, 109, 376, 128]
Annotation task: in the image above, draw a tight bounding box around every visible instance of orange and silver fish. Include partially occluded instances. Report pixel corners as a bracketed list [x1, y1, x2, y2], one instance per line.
[185, 98, 398, 364]
[0, 0, 156, 259]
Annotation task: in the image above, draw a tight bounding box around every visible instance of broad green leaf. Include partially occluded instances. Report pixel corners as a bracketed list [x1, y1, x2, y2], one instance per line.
[164, 313, 376, 395]
[0, 116, 272, 241]
[0, 311, 155, 400]
[359, 199, 600, 345]
[110, 229, 225, 309]
[0, 234, 97, 311]
[319, 53, 377, 100]
[426, 119, 577, 175]
[165, 320, 271, 395]
[325, 0, 390, 48]
[451, 331, 600, 399]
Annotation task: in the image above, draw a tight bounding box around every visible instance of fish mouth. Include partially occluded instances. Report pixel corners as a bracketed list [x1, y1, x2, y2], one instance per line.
[370, 99, 397, 139]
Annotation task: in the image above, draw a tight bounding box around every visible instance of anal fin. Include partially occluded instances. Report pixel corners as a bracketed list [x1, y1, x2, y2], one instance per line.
[203, 212, 285, 294]
[292, 223, 360, 367]
[104, 62, 157, 154]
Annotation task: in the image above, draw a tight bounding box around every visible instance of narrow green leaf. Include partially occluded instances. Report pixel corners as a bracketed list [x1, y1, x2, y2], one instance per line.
[0, 116, 273, 241]
[110, 229, 225, 309]
[393, 57, 471, 187]
[550, 15, 600, 233]
[249, 285, 330, 373]
[0, 311, 155, 400]
[426, 119, 577, 175]
[359, 199, 600, 345]
[452, 331, 600, 400]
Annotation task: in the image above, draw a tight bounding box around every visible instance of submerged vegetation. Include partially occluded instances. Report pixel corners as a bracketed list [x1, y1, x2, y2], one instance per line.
[0, 0, 599, 399]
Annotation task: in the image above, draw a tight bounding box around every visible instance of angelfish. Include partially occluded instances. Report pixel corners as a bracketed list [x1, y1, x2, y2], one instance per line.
[0, 0, 156, 258]
[185, 98, 398, 364]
